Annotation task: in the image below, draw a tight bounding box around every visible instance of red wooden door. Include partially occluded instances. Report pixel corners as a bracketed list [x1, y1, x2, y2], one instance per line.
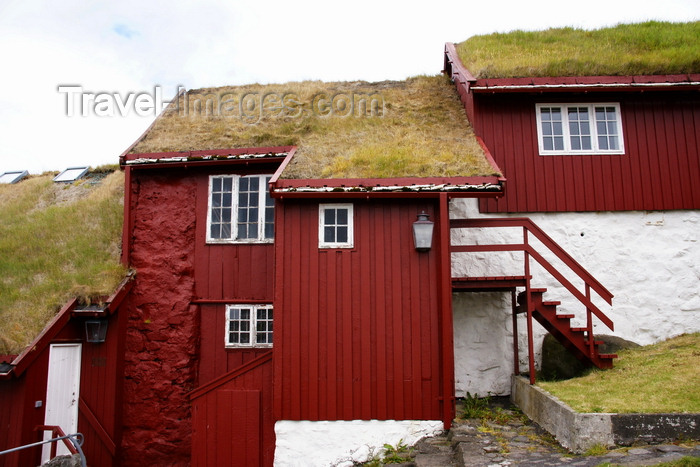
[193, 389, 262, 467]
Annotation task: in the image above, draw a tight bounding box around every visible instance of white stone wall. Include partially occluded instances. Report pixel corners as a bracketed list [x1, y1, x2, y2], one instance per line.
[450, 198, 700, 396]
[274, 420, 443, 467]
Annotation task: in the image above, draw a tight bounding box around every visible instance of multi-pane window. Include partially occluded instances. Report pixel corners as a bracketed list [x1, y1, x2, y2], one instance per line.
[208, 174, 274, 243]
[225, 304, 273, 348]
[318, 204, 354, 248]
[536, 103, 624, 155]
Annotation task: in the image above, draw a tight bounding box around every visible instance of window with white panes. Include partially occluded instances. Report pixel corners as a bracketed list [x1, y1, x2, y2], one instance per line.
[207, 174, 274, 243]
[318, 204, 354, 248]
[535, 103, 624, 155]
[225, 304, 273, 348]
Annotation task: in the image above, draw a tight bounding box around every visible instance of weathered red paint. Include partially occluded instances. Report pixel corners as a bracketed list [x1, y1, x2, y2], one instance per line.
[121, 173, 198, 466]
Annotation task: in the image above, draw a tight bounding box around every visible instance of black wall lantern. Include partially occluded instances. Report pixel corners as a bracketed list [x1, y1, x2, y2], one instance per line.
[412, 211, 434, 252]
[85, 319, 109, 343]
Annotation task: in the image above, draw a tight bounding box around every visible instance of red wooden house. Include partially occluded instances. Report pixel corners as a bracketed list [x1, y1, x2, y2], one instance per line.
[441, 23, 699, 400]
[2, 22, 698, 466]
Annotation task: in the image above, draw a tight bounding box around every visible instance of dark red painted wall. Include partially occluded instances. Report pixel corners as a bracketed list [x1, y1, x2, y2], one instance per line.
[198, 304, 271, 386]
[192, 170, 274, 302]
[121, 165, 277, 465]
[192, 172, 275, 386]
[191, 354, 274, 467]
[0, 376, 26, 466]
[122, 173, 199, 466]
[274, 199, 443, 422]
[474, 91, 700, 213]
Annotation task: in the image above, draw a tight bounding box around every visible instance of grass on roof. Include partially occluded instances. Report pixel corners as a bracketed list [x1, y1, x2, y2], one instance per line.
[130, 75, 500, 180]
[0, 171, 126, 354]
[456, 21, 700, 79]
[538, 333, 700, 413]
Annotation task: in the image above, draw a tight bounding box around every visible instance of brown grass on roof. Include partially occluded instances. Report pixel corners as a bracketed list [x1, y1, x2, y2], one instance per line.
[456, 21, 700, 79]
[130, 75, 499, 179]
[0, 172, 126, 354]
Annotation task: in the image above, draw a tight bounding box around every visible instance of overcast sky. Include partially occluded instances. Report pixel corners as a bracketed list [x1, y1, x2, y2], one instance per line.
[0, 0, 698, 174]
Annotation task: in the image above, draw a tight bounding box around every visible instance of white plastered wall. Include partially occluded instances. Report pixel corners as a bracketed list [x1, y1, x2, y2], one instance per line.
[450, 198, 700, 396]
[274, 420, 443, 467]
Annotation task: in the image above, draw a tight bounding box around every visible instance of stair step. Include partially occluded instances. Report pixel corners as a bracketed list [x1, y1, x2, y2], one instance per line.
[570, 327, 588, 333]
[556, 314, 575, 319]
[542, 301, 561, 306]
[530, 288, 548, 293]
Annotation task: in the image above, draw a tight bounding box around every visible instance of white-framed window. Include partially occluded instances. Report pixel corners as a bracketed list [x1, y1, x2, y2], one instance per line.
[207, 174, 274, 243]
[225, 304, 273, 348]
[318, 203, 354, 248]
[535, 103, 624, 155]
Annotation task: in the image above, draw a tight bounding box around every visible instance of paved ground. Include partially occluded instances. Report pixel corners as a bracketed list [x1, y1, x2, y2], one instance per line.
[387, 399, 699, 466]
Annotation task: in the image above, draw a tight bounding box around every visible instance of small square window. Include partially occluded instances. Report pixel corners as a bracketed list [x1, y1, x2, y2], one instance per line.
[319, 204, 354, 248]
[225, 304, 273, 348]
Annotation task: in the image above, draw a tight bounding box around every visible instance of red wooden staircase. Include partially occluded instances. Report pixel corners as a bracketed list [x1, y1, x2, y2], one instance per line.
[450, 217, 617, 383]
[517, 288, 617, 369]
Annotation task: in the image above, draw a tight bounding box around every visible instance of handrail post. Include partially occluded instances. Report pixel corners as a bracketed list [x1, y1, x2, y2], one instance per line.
[50, 428, 58, 459]
[523, 227, 536, 384]
[586, 284, 593, 356]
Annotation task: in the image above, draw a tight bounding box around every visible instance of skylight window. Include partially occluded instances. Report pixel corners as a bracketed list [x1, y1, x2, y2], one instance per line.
[0, 170, 29, 184]
[53, 167, 89, 183]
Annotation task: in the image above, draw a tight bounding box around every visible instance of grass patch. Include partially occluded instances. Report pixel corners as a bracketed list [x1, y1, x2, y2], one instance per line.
[130, 75, 500, 180]
[456, 21, 700, 78]
[461, 392, 492, 419]
[380, 439, 412, 464]
[0, 171, 126, 354]
[583, 443, 609, 456]
[538, 333, 700, 413]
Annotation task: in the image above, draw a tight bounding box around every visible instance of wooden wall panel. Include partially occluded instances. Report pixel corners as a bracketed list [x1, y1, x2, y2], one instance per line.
[189, 168, 276, 386]
[193, 171, 276, 302]
[477, 91, 700, 213]
[192, 356, 274, 467]
[198, 304, 271, 385]
[274, 199, 443, 422]
[0, 377, 25, 467]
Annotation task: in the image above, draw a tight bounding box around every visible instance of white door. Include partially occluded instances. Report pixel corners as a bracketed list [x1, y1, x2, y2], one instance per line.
[41, 343, 82, 463]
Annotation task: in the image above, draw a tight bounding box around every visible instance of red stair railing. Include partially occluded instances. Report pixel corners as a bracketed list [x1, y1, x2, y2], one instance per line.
[450, 217, 614, 383]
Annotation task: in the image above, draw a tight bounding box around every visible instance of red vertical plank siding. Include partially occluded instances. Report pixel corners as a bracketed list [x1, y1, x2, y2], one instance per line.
[477, 92, 700, 213]
[0, 377, 26, 467]
[275, 199, 442, 422]
[188, 168, 276, 387]
[373, 206, 388, 420]
[191, 358, 274, 467]
[390, 206, 405, 419]
[359, 208, 372, 420]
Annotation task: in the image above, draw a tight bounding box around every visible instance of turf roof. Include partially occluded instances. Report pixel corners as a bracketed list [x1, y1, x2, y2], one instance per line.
[456, 21, 700, 79]
[129, 75, 500, 180]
